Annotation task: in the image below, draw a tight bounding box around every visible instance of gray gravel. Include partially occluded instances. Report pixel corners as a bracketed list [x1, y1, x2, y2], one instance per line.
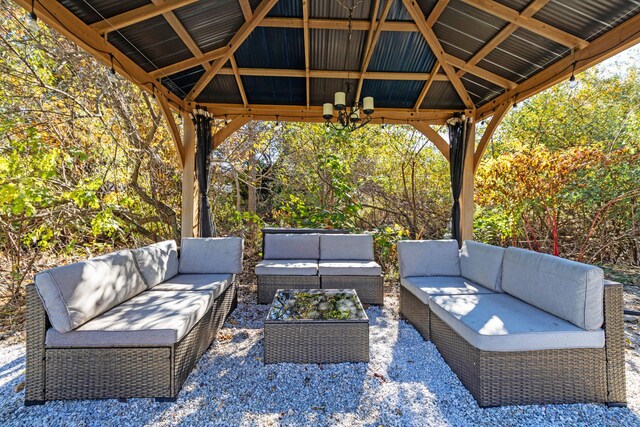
[1, 294, 639, 427]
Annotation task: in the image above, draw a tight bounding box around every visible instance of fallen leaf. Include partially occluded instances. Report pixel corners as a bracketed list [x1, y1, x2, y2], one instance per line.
[14, 382, 24, 393]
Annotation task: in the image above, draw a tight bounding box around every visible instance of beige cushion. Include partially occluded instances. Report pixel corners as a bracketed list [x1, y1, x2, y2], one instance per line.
[45, 290, 213, 347]
[179, 237, 243, 274]
[255, 259, 318, 276]
[35, 250, 146, 333]
[459, 240, 505, 292]
[397, 240, 461, 278]
[429, 294, 605, 352]
[152, 273, 233, 299]
[318, 260, 381, 276]
[264, 233, 319, 260]
[502, 247, 604, 330]
[401, 276, 495, 305]
[132, 240, 179, 289]
[320, 234, 374, 260]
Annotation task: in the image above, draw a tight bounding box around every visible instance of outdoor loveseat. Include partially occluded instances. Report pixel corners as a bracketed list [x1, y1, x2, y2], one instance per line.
[26, 237, 243, 405]
[398, 239, 626, 407]
[255, 233, 383, 305]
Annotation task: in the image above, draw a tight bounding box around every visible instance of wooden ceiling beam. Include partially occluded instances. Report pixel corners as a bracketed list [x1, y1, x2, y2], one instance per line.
[411, 122, 450, 161]
[355, 0, 386, 102]
[151, 0, 204, 60]
[150, 47, 228, 78]
[473, 100, 512, 171]
[260, 17, 419, 32]
[213, 115, 251, 148]
[402, 0, 475, 109]
[239, 0, 253, 21]
[303, 0, 310, 108]
[461, 0, 588, 49]
[445, 54, 516, 88]
[90, 0, 199, 34]
[414, 61, 440, 111]
[477, 12, 640, 118]
[186, 0, 279, 101]
[157, 94, 185, 168]
[229, 56, 248, 108]
[426, 0, 450, 27]
[214, 67, 450, 81]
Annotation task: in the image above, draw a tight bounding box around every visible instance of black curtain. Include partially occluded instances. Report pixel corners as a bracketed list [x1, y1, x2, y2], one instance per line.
[448, 114, 471, 246]
[193, 109, 215, 237]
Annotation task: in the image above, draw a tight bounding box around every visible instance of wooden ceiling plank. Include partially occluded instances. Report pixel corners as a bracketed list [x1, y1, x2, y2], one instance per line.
[473, 100, 512, 171]
[445, 54, 516, 88]
[186, 0, 279, 101]
[402, 0, 475, 109]
[414, 61, 441, 111]
[90, 0, 199, 34]
[150, 47, 228, 78]
[214, 67, 450, 81]
[426, 0, 450, 27]
[355, 0, 386, 102]
[411, 122, 450, 161]
[261, 17, 419, 31]
[229, 56, 249, 108]
[461, 0, 588, 49]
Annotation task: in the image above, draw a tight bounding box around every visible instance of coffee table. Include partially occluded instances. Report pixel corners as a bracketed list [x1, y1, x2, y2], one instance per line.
[264, 289, 369, 364]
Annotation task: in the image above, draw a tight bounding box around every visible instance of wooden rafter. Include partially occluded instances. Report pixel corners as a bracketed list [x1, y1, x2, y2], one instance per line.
[151, 0, 204, 60]
[461, 0, 588, 49]
[90, 0, 198, 34]
[473, 101, 512, 171]
[157, 95, 185, 168]
[213, 115, 251, 148]
[261, 17, 418, 32]
[229, 56, 248, 108]
[303, 0, 310, 108]
[214, 67, 450, 81]
[14, 0, 186, 111]
[411, 122, 450, 161]
[477, 12, 640, 118]
[402, 0, 475, 109]
[414, 61, 440, 111]
[445, 54, 516, 89]
[426, 0, 450, 27]
[355, 0, 384, 102]
[150, 47, 227, 78]
[239, 0, 253, 21]
[186, 0, 279, 101]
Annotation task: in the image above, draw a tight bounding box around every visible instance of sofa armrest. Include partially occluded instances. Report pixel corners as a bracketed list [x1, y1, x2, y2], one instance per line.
[603, 280, 626, 405]
[179, 237, 244, 274]
[25, 284, 47, 404]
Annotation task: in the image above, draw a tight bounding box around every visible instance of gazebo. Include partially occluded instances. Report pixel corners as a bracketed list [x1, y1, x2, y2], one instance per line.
[17, 0, 640, 240]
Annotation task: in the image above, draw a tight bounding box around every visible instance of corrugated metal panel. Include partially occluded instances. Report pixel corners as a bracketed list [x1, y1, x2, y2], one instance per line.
[242, 76, 306, 105]
[491, 0, 529, 10]
[415, 0, 439, 18]
[59, 0, 150, 25]
[460, 74, 503, 106]
[480, 27, 568, 83]
[361, 80, 423, 109]
[107, 16, 193, 72]
[385, 0, 413, 21]
[533, 0, 640, 41]
[236, 28, 304, 69]
[161, 66, 205, 98]
[195, 75, 243, 104]
[267, 0, 302, 17]
[435, 0, 508, 62]
[311, 29, 366, 71]
[421, 81, 466, 109]
[368, 32, 436, 73]
[173, 0, 244, 52]
[310, 0, 372, 20]
[310, 78, 358, 106]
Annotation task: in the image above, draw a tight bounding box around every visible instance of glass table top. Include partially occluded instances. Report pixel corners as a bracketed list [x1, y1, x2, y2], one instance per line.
[267, 289, 368, 321]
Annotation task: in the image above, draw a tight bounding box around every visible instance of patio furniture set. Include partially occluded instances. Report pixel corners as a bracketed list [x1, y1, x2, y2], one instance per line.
[25, 232, 626, 409]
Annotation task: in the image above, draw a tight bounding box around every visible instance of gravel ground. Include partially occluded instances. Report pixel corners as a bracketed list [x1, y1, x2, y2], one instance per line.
[1, 285, 639, 426]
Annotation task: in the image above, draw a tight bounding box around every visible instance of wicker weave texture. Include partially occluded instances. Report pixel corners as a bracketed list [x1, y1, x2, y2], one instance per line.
[257, 275, 320, 304]
[321, 276, 384, 305]
[399, 286, 430, 340]
[431, 314, 608, 407]
[264, 321, 369, 364]
[604, 283, 627, 404]
[26, 284, 46, 403]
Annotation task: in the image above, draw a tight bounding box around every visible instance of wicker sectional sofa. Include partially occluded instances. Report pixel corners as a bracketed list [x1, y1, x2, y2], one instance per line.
[26, 237, 243, 405]
[398, 239, 626, 407]
[255, 233, 383, 305]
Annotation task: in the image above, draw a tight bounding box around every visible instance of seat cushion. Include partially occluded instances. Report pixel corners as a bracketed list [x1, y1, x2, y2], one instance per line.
[152, 273, 233, 299]
[132, 240, 179, 289]
[401, 276, 495, 305]
[429, 294, 605, 352]
[35, 250, 147, 333]
[264, 233, 319, 260]
[319, 234, 374, 260]
[318, 260, 382, 276]
[179, 237, 244, 274]
[459, 240, 505, 292]
[255, 260, 318, 276]
[397, 240, 461, 278]
[46, 290, 213, 347]
[502, 247, 604, 330]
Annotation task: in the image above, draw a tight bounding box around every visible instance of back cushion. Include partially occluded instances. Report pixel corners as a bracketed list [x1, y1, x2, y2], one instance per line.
[397, 240, 461, 278]
[502, 247, 604, 330]
[459, 240, 505, 292]
[320, 234, 374, 260]
[263, 233, 319, 260]
[35, 250, 146, 333]
[179, 237, 244, 274]
[132, 240, 179, 288]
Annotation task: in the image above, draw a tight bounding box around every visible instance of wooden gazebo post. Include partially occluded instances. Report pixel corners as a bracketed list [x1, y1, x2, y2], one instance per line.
[181, 111, 198, 238]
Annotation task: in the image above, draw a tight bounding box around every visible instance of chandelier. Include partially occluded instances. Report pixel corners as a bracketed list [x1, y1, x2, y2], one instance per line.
[323, 84, 374, 132]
